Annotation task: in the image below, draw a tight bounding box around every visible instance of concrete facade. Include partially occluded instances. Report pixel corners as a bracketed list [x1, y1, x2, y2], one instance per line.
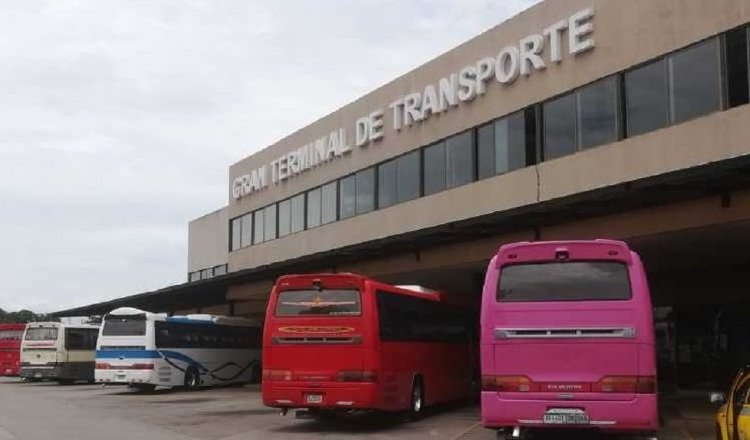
[187, 207, 228, 275]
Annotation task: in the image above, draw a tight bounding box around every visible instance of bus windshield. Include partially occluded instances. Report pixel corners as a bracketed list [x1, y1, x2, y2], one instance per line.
[102, 314, 147, 336]
[24, 327, 59, 341]
[275, 289, 361, 316]
[497, 261, 631, 302]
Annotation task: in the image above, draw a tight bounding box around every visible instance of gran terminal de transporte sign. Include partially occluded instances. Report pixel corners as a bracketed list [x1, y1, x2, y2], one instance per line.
[233, 8, 595, 201]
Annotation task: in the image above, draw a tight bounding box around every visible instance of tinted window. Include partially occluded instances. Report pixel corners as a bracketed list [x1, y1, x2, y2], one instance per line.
[496, 111, 527, 174]
[65, 328, 98, 350]
[543, 93, 577, 160]
[24, 327, 58, 341]
[356, 167, 375, 214]
[263, 205, 277, 241]
[213, 265, 227, 276]
[0, 330, 23, 340]
[423, 141, 446, 195]
[669, 38, 721, 124]
[275, 290, 361, 316]
[397, 151, 421, 202]
[339, 175, 356, 219]
[291, 194, 305, 233]
[625, 59, 669, 137]
[497, 261, 632, 302]
[155, 321, 260, 349]
[726, 27, 750, 109]
[189, 271, 200, 282]
[240, 214, 252, 248]
[378, 160, 397, 208]
[253, 210, 264, 244]
[578, 76, 619, 149]
[446, 131, 474, 188]
[321, 181, 338, 225]
[306, 187, 322, 228]
[230, 217, 241, 251]
[377, 291, 469, 342]
[277, 199, 291, 237]
[477, 123, 495, 180]
[103, 315, 146, 336]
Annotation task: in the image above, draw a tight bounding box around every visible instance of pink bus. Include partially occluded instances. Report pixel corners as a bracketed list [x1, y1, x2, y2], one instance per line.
[480, 240, 658, 439]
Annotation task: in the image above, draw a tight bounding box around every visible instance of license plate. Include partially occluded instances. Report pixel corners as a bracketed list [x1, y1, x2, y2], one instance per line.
[305, 394, 323, 404]
[543, 409, 589, 425]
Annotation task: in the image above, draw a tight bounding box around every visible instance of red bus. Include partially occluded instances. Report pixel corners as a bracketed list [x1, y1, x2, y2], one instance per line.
[262, 273, 475, 418]
[0, 323, 26, 376]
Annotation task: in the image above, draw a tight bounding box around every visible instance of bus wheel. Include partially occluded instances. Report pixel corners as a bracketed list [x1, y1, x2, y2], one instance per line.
[408, 377, 424, 420]
[183, 367, 200, 390]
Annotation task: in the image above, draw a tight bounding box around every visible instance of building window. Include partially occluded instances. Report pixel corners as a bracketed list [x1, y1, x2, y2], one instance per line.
[253, 210, 264, 244]
[290, 193, 305, 233]
[669, 38, 722, 124]
[321, 181, 338, 225]
[378, 160, 397, 209]
[306, 187, 322, 228]
[577, 76, 619, 150]
[397, 150, 421, 203]
[423, 141, 446, 195]
[543, 92, 577, 160]
[445, 130, 475, 189]
[213, 265, 227, 276]
[339, 175, 356, 219]
[726, 26, 750, 109]
[200, 268, 211, 280]
[263, 204, 277, 241]
[477, 123, 495, 180]
[355, 167, 375, 215]
[240, 214, 252, 248]
[189, 272, 200, 282]
[230, 217, 241, 251]
[495, 111, 528, 174]
[277, 199, 291, 237]
[625, 59, 669, 137]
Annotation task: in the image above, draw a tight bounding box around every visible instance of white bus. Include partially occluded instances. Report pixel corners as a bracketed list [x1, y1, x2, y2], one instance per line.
[20, 322, 100, 383]
[95, 307, 262, 391]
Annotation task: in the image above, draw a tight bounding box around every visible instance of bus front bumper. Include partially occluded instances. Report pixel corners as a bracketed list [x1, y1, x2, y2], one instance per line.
[262, 382, 379, 410]
[481, 392, 659, 432]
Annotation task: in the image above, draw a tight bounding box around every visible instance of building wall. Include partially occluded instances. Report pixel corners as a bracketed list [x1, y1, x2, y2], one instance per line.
[187, 207, 229, 275]
[225, 0, 750, 273]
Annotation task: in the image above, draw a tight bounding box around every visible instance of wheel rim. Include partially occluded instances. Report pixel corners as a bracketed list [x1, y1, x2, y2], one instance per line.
[412, 384, 422, 412]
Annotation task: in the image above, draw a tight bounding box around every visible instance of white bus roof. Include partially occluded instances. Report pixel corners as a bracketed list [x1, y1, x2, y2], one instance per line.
[25, 321, 99, 330]
[106, 307, 260, 327]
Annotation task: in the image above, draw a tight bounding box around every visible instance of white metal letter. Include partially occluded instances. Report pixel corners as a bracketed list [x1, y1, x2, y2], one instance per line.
[569, 8, 595, 55]
[457, 65, 477, 102]
[495, 46, 520, 84]
[519, 34, 546, 75]
[543, 20, 568, 64]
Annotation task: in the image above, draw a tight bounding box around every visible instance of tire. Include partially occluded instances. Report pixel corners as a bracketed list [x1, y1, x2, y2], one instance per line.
[250, 364, 261, 384]
[407, 376, 425, 420]
[495, 431, 510, 440]
[183, 367, 201, 390]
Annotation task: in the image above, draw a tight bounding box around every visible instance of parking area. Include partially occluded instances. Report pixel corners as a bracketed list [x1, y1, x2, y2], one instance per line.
[0, 378, 714, 440]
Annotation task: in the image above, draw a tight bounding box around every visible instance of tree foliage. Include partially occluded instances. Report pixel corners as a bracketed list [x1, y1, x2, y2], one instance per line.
[0, 308, 57, 323]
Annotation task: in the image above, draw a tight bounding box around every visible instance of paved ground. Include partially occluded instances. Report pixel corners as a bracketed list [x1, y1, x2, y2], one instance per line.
[0, 378, 715, 440]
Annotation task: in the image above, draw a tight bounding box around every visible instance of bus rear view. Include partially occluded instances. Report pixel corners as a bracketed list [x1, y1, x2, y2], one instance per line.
[480, 240, 657, 439]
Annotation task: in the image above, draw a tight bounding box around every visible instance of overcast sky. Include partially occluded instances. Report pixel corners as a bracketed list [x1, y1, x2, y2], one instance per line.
[0, 0, 540, 313]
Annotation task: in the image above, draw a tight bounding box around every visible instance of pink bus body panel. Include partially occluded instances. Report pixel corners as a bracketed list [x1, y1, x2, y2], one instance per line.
[480, 240, 658, 433]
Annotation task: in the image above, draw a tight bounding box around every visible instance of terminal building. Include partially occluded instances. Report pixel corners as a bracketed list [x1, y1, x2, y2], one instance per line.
[56, 0, 750, 389]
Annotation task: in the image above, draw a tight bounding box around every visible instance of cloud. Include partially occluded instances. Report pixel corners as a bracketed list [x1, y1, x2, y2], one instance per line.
[0, 0, 540, 313]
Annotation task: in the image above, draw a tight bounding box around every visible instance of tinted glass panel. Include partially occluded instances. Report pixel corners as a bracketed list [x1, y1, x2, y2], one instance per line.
[291, 194, 305, 233]
[24, 327, 58, 341]
[231, 217, 241, 251]
[275, 290, 361, 316]
[339, 175, 356, 219]
[189, 272, 200, 282]
[445, 131, 474, 189]
[65, 328, 98, 350]
[543, 93, 577, 160]
[496, 111, 527, 174]
[477, 123, 495, 180]
[625, 59, 669, 137]
[103, 314, 146, 336]
[321, 182, 338, 225]
[423, 141, 446, 195]
[669, 38, 721, 124]
[277, 199, 291, 237]
[240, 214, 252, 248]
[397, 151, 421, 202]
[497, 261, 631, 302]
[213, 265, 227, 276]
[0, 330, 23, 340]
[356, 168, 375, 214]
[306, 187, 322, 228]
[253, 210, 264, 244]
[727, 27, 750, 108]
[377, 291, 470, 342]
[578, 76, 619, 149]
[378, 160, 397, 208]
[263, 205, 277, 241]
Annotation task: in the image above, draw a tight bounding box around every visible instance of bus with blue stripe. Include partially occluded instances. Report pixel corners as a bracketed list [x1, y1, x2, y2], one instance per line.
[95, 307, 262, 391]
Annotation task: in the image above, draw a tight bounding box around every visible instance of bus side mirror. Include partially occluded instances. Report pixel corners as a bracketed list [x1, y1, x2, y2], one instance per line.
[710, 392, 726, 404]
